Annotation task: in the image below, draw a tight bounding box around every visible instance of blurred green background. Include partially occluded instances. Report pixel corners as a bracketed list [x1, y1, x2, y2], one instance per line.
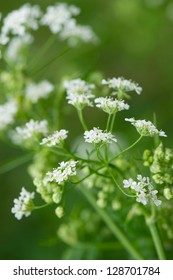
[0, 0, 173, 259]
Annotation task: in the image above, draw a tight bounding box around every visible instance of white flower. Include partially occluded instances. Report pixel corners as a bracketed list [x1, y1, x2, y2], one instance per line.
[40, 129, 68, 147]
[46, 160, 78, 184]
[64, 78, 95, 109]
[0, 4, 42, 44]
[41, 3, 80, 34]
[95, 97, 129, 114]
[102, 77, 142, 95]
[11, 187, 35, 220]
[84, 127, 117, 145]
[0, 99, 18, 130]
[64, 78, 95, 96]
[123, 175, 162, 206]
[13, 119, 48, 142]
[59, 19, 98, 46]
[25, 80, 54, 103]
[5, 34, 33, 63]
[125, 117, 167, 137]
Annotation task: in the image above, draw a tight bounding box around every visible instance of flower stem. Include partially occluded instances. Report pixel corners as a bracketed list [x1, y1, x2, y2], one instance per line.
[110, 135, 143, 162]
[109, 170, 136, 198]
[110, 113, 116, 132]
[79, 186, 144, 260]
[106, 114, 112, 131]
[0, 153, 33, 175]
[146, 217, 166, 260]
[77, 109, 88, 130]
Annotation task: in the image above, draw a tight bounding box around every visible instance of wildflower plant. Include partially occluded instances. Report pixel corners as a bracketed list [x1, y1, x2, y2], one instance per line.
[0, 2, 172, 261]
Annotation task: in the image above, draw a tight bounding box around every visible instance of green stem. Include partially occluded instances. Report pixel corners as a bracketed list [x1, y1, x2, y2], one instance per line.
[77, 109, 88, 130]
[30, 47, 70, 76]
[109, 170, 136, 198]
[79, 186, 143, 260]
[106, 114, 112, 131]
[0, 153, 33, 175]
[110, 135, 143, 162]
[28, 35, 57, 71]
[147, 221, 166, 260]
[34, 203, 50, 210]
[110, 113, 116, 132]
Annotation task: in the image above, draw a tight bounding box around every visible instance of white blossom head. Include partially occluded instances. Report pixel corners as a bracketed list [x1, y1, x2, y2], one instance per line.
[25, 80, 54, 103]
[11, 187, 35, 220]
[0, 99, 18, 130]
[5, 34, 33, 64]
[41, 3, 97, 46]
[125, 117, 167, 137]
[64, 78, 95, 110]
[102, 77, 142, 98]
[84, 127, 117, 145]
[41, 3, 80, 34]
[40, 129, 68, 147]
[46, 160, 78, 184]
[95, 97, 129, 114]
[123, 175, 162, 206]
[59, 19, 98, 46]
[11, 119, 48, 144]
[0, 4, 42, 45]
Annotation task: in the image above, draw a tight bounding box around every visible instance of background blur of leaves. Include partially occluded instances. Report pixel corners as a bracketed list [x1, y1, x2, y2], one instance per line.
[0, 0, 173, 259]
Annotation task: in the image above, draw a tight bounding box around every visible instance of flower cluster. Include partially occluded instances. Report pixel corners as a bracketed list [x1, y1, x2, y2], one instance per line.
[46, 160, 78, 184]
[143, 143, 173, 185]
[64, 78, 95, 110]
[40, 129, 68, 147]
[102, 77, 142, 96]
[25, 80, 54, 103]
[123, 175, 162, 206]
[11, 187, 35, 220]
[95, 97, 129, 114]
[0, 99, 18, 130]
[5, 34, 33, 64]
[0, 2, 97, 47]
[84, 127, 117, 145]
[11, 119, 48, 144]
[41, 3, 80, 33]
[41, 3, 97, 45]
[0, 4, 41, 45]
[125, 118, 167, 137]
[33, 177, 62, 204]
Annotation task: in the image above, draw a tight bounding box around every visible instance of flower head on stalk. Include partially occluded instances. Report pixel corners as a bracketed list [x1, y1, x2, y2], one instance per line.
[95, 97, 129, 114]
[0, 99, 18, 130]
[46, 160, 78, 184]
[64, 78, 95, 110]
[125, 118, 167, 137]
[11, 187, 35, 220]
[123, 175, 162, 206]
[40, 129, 68, 147]
[102, 77, 142, 99]
[25, 80, 54, 103]
[84, 127, 117, 145]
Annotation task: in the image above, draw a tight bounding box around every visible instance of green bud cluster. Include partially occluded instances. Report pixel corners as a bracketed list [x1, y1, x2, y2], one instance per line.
[143, 143, 173, 185]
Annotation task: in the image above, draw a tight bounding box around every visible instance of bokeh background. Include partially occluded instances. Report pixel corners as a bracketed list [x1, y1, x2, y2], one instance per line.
[0, 0, 173, 259]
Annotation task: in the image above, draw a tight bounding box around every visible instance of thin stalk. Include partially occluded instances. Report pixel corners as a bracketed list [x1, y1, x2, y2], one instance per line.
[110, 113, 116, 132]
[109, 170, 136, 198]
[147, 221, 166, 260]
[34, 203, 50, 210]
[77, 109, 88, 130]
[28, 35, 57, 71]
[106, 114, 112, 131]
[79, 186, 143, 260]
[0, 153, 33, 175]
[30, 47, 70, 76]
[110, 135, 143, 162]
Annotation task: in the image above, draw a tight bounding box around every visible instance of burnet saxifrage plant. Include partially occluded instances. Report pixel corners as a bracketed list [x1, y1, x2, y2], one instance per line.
[0, 2, 172, 260]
